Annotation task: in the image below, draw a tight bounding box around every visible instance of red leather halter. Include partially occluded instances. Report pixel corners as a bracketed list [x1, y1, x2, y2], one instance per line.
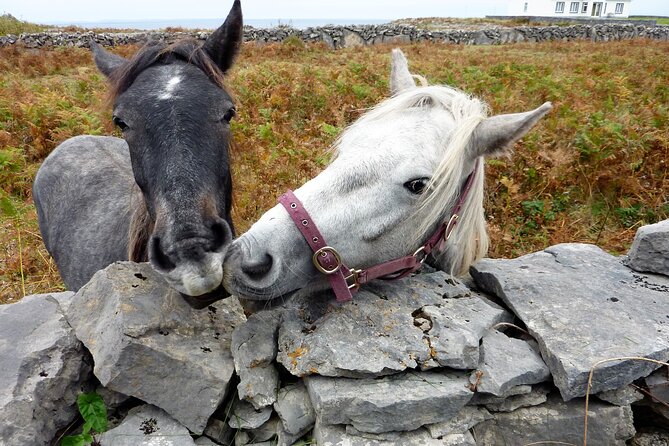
[278, 161, 480, 303]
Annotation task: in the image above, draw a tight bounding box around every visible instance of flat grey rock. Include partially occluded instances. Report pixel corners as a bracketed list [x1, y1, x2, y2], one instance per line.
[471, 330, 550, 396]
[645, 368, 669, 403]
[442, 432, 476, 446]
[425, 406, 492, 438]
[0, 294, 92, 446]
[597, 385, 644, 406]
[99, 404, 195, 445]
[237, 365, 280, 410]
[471, 243, 669, 400]
[420, 297, 513, 370]
[239, 416, 302, 446]
[625, 219, 669, 276]
[231, 308, 282, 408]
[273, 381, 316, 435]
[482, 385, 551, 412]
[314, 421, 452, 446]
[276, 271, 510, 377]
[203, 418, 234, 445]
[306, 370, 472, 434]
[469, 385, 533, 405]
[66, 262, 246, 434]
[472, 394, 636, 445]
[228, 399, 273, 430]
[630, 429, 669, 446]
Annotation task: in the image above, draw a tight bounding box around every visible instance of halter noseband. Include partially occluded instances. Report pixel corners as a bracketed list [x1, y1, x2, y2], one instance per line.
[279, 161, 480, 302]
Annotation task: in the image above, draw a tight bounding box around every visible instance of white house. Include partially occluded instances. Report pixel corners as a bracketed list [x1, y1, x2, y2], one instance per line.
[507, 0, 631, 18]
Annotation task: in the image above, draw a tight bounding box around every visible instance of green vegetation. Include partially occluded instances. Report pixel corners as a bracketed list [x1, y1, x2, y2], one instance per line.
[60, 392, 108, 446]
[631, 16, 669, 25]
[0, 39, 667, 303]
[0, 13, 48, 35]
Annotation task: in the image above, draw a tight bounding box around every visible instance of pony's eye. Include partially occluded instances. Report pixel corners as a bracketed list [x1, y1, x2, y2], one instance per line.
[222, 107, 236, 123]
[112, 115, 129, 131]
[404, 178, 429, 195]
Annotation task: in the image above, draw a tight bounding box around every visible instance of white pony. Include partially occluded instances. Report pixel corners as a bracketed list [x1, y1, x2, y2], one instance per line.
[224, 49, 551, 301]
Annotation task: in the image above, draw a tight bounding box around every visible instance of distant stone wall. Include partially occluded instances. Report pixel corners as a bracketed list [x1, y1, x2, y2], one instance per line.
[1, 23, 668, 49]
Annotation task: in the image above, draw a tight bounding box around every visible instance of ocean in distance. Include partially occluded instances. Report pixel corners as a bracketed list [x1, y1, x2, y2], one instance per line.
[47, 18, 391, 30]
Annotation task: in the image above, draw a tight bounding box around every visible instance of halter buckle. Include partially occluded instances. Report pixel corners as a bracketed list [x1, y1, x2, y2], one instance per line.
[345, 269, 362, 290]
[312, 246, 343, 274]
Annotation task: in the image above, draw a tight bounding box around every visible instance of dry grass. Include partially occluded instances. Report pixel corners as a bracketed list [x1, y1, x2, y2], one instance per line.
[1, 39, 668, 303]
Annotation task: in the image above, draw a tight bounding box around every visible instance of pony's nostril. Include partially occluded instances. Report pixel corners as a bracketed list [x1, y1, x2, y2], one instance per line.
[210, 218, 232, 253]
[149, 236, 177, 272]
[241, 253, 273, 279]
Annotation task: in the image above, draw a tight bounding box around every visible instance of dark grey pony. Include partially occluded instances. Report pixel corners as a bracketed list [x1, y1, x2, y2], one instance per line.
[33, 1, 243, 309]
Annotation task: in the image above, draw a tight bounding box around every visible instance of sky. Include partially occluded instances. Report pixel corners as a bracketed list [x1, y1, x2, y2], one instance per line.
[1, 0, 667, 24]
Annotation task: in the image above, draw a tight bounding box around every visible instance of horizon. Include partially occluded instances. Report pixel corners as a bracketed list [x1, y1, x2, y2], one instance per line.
[2, 0, 668, 25]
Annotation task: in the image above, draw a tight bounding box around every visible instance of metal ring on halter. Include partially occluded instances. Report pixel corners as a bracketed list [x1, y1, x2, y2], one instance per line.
[413, 246, 428, 264]
[444, 214, 459, 241]
[312, 246, 343, 274]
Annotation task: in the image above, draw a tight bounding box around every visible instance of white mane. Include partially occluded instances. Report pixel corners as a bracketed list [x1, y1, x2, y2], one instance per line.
[337, 84, 491, 276]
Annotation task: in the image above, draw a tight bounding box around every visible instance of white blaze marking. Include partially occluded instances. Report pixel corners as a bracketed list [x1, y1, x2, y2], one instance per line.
[158, 75, 182, 100]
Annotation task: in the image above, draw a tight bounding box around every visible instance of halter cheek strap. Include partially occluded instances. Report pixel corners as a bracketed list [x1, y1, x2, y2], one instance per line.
[279, 193, 354, 302]
[278, 160, 480, 303]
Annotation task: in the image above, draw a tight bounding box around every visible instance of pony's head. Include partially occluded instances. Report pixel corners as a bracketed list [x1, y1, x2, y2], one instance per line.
[224, 49, 551, 302]
[92, 0, 242, 307]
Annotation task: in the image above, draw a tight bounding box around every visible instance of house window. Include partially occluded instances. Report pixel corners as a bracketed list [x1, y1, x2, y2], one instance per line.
[524, 2, 528, 12]
[615, 2, 624, 13]
[555, 2, 565, 13]
[582, 2, 588, 12]
[570, 2, 579, 13]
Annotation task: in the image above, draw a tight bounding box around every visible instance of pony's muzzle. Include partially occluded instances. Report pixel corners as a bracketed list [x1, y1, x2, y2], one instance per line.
[148, 217, 233, 298]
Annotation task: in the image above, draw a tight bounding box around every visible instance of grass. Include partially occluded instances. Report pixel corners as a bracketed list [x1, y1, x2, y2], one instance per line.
[0, 39, 667, 304]
[0, 14, 48, 35]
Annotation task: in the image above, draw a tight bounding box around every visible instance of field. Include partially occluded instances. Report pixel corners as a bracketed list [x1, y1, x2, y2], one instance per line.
[0, 37, 668, 304]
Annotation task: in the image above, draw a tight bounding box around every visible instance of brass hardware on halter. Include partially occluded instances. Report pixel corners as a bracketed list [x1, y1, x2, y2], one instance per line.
[312, 246, 342, 274]
[413, 246, 428, 264]
[444, 214, 459, 241]
[345, 269, 362, 290]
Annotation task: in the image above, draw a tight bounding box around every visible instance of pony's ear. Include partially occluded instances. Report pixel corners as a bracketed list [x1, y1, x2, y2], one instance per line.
[90, 41, 127, 78]
[390, 48, 416, 95]
[469, 102, 552, 157]
[203, 0, 243, 74]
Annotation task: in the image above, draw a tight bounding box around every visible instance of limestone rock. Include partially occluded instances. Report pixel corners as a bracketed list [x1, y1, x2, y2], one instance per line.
[0, 294, 92, 446]
[471, 243, 669, 400]
[472, 330, 550, 396]
[203, 418, 234, 445]
[597, 385, 645, 406]
[306, 370, 472, 434]
[425, 406, 492, 438]
[481, 385, 551, 412]
[645, 368, 669, 403]
[273, 381, 316, 436]
[276, 271, 510, 377]
[228, 399, 273, 430]
[66, 262, 246, 434]
[314, 421, 455, 446]
[231, 308, 282, 408]
[99, 404, 195, 445]
[630, 429, 669, 446]
[419, 297, 513, 369]
[625, 219, 669, 276]
[472, 394, 636, 445]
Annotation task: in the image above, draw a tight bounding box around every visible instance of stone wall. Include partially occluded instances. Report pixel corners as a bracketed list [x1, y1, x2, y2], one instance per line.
[1, 220, 668, 445]
[1, 22, 668, 49]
